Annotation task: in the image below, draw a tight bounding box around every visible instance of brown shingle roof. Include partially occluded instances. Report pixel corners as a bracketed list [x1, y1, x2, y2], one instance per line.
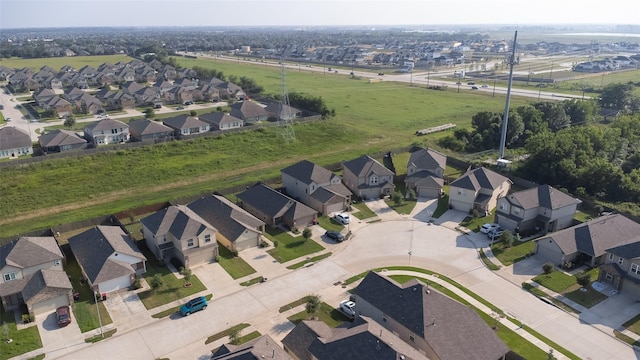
[0, 126, 31, 150]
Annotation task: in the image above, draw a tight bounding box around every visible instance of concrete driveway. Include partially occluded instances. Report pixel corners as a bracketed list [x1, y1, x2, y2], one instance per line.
[36, 309, 86, 359]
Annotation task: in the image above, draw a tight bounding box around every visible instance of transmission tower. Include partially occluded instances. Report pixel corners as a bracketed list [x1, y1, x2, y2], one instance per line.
[278, 58, 296, 142]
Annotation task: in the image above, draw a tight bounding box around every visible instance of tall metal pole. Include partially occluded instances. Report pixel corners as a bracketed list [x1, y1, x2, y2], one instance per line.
[498, 31, 518, 161]
[94, 288, 104, 338]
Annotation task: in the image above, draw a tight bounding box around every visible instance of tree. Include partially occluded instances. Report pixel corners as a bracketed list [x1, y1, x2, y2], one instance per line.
[575, 271, 590, 287]
[150, 273, 164, 291]
[500, 231, 514, 248]
[189, 110, 197, 117]
[63, 116, 76, 129]
[542, 262, 554, 275]
[534, 102, 570, 131]
[144, 108, 155, 118]
[180, 266, 192, 286]
[600, 83, 636, 111]
[548, 349, 557, 360]
[302, 227, 312, 241]
[305, 294, 321, 319]
[563, 99, 597, 126]
[228, 327, 241, 345]
[392, 191, 404, 206]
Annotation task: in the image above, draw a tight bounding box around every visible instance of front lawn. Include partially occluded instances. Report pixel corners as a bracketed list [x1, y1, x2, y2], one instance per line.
[459, 211, 495, 232]
[137, 246, 207, 310]
[287, 253, 332, 270]
[350, 202, 377, 220]
[385, 183, 417, 215]
[265, 227, 324, 263]
[533, 268, 607, 308]
[63, 247, 113, 333]
[533, 270, 577, 293]
[205, 323, 251, 344]
[564, 287, 608, 308]
[622, 313, 640, 336]
[217, 244, 256, 279]
[287, 302, 351, 328]
[0, 311, 42, 360]
[316, 216, 345, 231]
[432, 187, 449, 218]
[491, 240, 535, 266]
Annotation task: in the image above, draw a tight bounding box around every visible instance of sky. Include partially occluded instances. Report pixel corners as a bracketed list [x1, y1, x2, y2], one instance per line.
[1, 0, 639, 30]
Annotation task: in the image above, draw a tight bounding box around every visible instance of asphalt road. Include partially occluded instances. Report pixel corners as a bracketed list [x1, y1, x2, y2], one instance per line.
[55, 216, 637, 360]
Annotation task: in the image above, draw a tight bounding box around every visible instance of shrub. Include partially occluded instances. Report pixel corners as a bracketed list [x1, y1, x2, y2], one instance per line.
[392, 191, 404, 206]
[542, 262, 554, 275]
[21, 314, 33, 323]
[259, 240, 269, 248]
[133, 278, 142, 289]
[150, 274, 164, 291]
[273, 240, 279, 248]
[302, 228, 312, 241]
[575, 271, 591, 287]
[472, 209, 480, 218]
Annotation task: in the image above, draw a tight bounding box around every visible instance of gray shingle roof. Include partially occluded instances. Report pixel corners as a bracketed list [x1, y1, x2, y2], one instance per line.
[128, 119, 173, 136]
[539, 214, 640, 258]
[199, 112, 243, 127]
[507, 185, 579, 210]
[162, 114, 208, 130]
[140, 205, 210, 241]
[0, 126, 32, 150]
[408, 148, 447, 173]
[342, 155, 394, 178]
[39, 129, 87, 147]
[1, 237, 63, 269]
[211, 335, 292, 360]
[187, 194, 264, 243]
[449, 167, 510, 191]
[281, 160, 337, 186]
[229, 101, 268, 120]
[84, 118, 128, 133]
[68, 226, 146, 285]
[354, 272, 509, 360]
[22, 269, 72, 304]
[237, 184, 298, 219]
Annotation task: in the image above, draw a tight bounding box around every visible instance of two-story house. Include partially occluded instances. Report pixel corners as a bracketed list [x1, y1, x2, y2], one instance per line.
[83, 118, 130, 146]
[0, 237, 73, 316]
[140, 205, 219, 268]
[281, 160, 352, 216]
[599, 240, 640, 299]
[341, 155, 395, 200]
[535, 214, 640, 267]
[495, 185, 581, 234]
[68, 226, 147, 294]
[0, 126, 33, 159]
[404, 147, 447, 198]
[448, 167, 511, 214]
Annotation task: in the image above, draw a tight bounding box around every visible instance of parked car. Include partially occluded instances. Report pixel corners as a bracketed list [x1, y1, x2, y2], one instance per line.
[480, 223, 500, 234]
[378, 72, 384, 76]
[340, 300, 356, 318]
[467, 81, 475, 85]
[334, 212, 350, 225]
[56, 306, 71, 327]
[5, 117, 11, 122]
[180, 296, 208, 316]
[481, 84, 489, 88]
[471, 86, 479, 90]
[176, 106, 185, 110]
[325, 230, 345, 242]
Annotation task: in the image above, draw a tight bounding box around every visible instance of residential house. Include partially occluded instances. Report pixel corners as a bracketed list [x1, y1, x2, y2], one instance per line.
[0, 237, 73, 316]
[341, 155, 395, 200]
[33, 88, 57, 106]
[212, 335, 292, 360]
[351, 272, 510, 360]
[404, 148, 447, 198]
[68, 226, 146, 294]
[42, 96, 73, 118]
[140, 205, 218, 268]
[495, 185, 581, 234]
[38, 129, 88, 153]
[83, 118, 130, 146]
[215, 81, 245, 100]
[283, 316, 429, 360]
[448, 167, 511, 214]
[236, 183, 317, 230]
[162, 114, 210, 138]
[167, 86, 193, 105]
[599, 241, 640, 299]
[187, 194, 265, 252]
[0, 127, 33, 159]
[535, 214, 640, 267]
[199, 112, 244, 131]
[128, 119, 174, 142]
[281, 160, 352, 215]
[264, 103, 301, 121]
[229, 101, 268, 124]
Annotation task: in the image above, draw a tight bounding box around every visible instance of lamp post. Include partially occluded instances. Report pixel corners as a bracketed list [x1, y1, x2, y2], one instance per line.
[427, 68, 430, 86]
[492, 78, 496, 98]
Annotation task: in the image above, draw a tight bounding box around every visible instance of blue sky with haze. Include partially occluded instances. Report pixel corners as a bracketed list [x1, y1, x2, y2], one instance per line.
[1, 0, 638, 29]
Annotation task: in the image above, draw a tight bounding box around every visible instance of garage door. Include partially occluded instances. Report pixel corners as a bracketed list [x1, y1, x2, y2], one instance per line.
[100, 276, 132, 293]
[449, 200, 471, 213]
[187, 249, 216, 267]
[417, 187, 439, 198]
[32, 295, 69, 316]
[325, 203, 343, 216]
[535, 241, 562, 266]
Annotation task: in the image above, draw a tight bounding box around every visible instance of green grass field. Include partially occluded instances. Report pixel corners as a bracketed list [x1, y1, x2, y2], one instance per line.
[0, 311, 42, 360]
[265, 227, 325, 263]
[0, 55, 530, 238]
[216, 244, 256, 279]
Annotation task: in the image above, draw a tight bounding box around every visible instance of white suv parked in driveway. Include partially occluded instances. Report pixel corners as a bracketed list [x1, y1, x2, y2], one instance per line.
[334, 212, 350, 224]
[480, 223, 500, 234]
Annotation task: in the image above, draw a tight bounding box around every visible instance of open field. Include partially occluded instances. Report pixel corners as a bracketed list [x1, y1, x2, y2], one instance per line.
[1, 55, 529, 238]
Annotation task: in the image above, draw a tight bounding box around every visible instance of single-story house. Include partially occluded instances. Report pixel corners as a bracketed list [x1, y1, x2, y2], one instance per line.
[236, 183, 317, 231]
[199, 112, 244, 131]
[38, 129, 88, 153]
[162, 114, 210, 138]
[535, 214, 640, 267]
[128, 119, 175, 142]
[212, 335, 291, 360]
[68, 226, 147, 294]
[0, 126, 33, 159]
[229, 101, 268, 123]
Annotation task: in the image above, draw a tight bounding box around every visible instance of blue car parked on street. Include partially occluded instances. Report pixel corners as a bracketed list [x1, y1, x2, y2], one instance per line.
[180, 296, 208, 316]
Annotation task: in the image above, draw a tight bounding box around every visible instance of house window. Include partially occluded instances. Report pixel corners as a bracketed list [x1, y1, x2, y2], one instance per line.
[54, 260, 61, 266]
[605, 272, 613, 281]
[382, 316, 388, 323]
[204, 234, 211, 243]
[608, 253, 614, 261]
[632, 263, 640, 275]
[619, 257, 624, 266]
[187, 239, 194, 247]
[370, 176, 378, 185]
[3, 272, 16, 281]
[457, 189, 463, 195]
[513, 208, 521, 215]
[409, 335, 415, 342]
[499, 203, 506, 210]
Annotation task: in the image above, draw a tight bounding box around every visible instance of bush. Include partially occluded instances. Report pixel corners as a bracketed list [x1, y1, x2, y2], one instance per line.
[21, 314, 33, 323]
[302, 228, 312, 241]
[392, 191, 404, 206]
[273, 240, 279, 248]
[133, 278, 142, 289]
[259, 240, 269, 248]
[575, 271, 591, 287]
[542, 262, 554, 275]
[472, 209, 480, 218]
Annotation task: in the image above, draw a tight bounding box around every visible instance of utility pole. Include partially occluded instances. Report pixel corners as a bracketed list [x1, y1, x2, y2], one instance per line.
[498, 31, 518, 161]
